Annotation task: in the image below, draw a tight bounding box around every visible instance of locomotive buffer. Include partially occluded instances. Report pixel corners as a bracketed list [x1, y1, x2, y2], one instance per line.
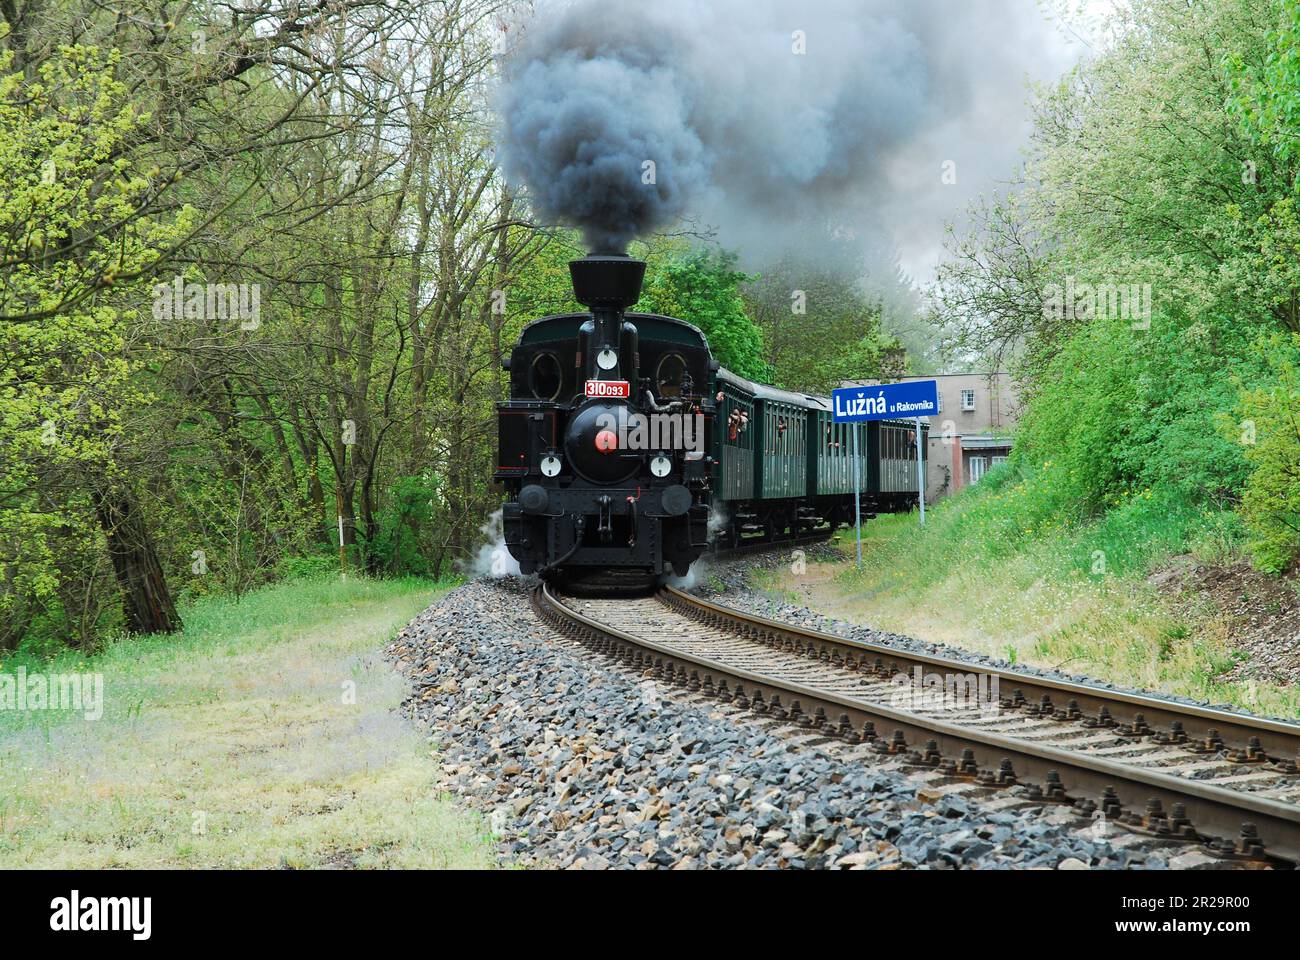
[831, 380, 939, 565]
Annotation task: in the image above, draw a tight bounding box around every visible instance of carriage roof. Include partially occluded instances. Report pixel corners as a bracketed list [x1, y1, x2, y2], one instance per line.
[716, 367, 830, 412]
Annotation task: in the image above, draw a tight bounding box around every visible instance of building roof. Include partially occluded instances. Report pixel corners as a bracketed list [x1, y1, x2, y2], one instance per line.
[899, 372, 1011, 379]
[959, 436, 1014, 450]
[842, 372, 1012, 386]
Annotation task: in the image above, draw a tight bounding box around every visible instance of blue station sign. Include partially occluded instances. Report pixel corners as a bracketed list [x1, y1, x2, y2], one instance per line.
[831, 380, 939, 423]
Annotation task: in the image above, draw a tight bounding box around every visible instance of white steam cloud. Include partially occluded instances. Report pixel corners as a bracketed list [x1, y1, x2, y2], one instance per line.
[469, 510, 522, 579]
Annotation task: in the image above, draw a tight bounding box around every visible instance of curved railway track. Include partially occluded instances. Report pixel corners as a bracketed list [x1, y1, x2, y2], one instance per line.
[533, 581, 1300, 867]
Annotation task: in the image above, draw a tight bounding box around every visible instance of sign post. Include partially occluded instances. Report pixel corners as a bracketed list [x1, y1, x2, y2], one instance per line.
[916, 416, 926, 525]
[831, 380, 939, 564]
[851, 421, 862, 566]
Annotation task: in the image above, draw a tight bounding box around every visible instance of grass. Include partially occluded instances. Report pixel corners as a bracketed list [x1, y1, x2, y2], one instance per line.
[754, 464, 1300, 719]
[0, 575, 495, 869]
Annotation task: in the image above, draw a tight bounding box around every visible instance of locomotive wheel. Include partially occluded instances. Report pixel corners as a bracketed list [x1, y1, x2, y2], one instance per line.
[766, 509, 792, 543]
[709, 517, 740, 553]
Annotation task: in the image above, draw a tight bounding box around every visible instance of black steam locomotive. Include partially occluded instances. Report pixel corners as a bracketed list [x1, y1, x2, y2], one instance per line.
[495, 254, 926, 592]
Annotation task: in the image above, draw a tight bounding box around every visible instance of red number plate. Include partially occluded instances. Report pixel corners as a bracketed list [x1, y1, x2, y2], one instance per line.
[584, 379, 630, 399]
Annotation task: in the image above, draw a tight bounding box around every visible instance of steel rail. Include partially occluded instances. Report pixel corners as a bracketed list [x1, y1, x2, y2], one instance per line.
[537, 583, 1300, 866]
[663, 585, 1300, 769]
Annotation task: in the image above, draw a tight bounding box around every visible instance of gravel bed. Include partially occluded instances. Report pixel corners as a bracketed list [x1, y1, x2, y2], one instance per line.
[387, 577, 1192, 870]
[692, 548, 1298, 725]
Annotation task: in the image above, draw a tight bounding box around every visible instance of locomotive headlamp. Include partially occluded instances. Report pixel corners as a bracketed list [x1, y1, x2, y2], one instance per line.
[596, 347, 619, 371]
[540, 454, 562, 477]
[650, 453, 672, 478]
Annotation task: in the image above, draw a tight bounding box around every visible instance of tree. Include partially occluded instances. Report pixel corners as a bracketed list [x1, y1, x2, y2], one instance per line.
[743, 252, 901, 394]
[636, 246, 769, 381]
[932, 0, 1300, 542]
[0, 44, 191, 640]
[2, 1, 522, 644]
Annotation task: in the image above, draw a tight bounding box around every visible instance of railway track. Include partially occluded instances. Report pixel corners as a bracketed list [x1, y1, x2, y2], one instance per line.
[711, 528, 835, 558]
[533, 581, 1300, 867]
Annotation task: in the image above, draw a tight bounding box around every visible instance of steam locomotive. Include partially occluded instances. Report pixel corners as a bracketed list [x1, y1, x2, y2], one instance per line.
[495, 254, 926, 592]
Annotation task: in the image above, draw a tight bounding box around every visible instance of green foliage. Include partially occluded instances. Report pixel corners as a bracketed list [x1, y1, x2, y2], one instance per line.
[943, 0, 1299, 575]
[2, 5, 525, 654]
[276, 553, 341, 581]
[743, 254, 901, 394]
[1226, 0, 1300, 163]
[0, 45, 189, 648]
[848, 456, 1221, 596]
[504, 228, 586, 318]
[636, 246, 770, 381]
[1232, 333, 1300, 572]
[364, 475, 442, 577]
[1011, 316, 1139, 511]
[1235, 196, 1300, 333]
[1014, 305, 1260, 515]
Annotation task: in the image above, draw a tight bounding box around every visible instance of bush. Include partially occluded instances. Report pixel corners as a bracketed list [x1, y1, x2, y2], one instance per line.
[364, 475, 441, 577]
[1234, 333, 1300, 573]
[276, 553, 341, 581]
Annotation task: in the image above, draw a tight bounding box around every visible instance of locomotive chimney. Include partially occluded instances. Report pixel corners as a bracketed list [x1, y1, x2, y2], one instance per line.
[570, 254, 645, 383]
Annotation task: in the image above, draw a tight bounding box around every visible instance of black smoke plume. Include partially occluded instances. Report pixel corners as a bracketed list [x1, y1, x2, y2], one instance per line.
[498, 0, 1063, 265]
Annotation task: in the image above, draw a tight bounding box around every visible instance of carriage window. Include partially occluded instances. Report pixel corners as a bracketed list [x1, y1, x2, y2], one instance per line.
[655, 353, 689, 397]
[529, 352, 563, 401]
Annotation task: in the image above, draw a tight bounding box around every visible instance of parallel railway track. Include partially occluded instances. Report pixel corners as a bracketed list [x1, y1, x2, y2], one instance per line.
[533, 581, 1300, 866]
[710, 528, 835, 558]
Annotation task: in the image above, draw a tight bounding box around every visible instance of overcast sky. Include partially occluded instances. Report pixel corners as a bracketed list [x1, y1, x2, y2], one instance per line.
[883, 0, 1115, 285]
